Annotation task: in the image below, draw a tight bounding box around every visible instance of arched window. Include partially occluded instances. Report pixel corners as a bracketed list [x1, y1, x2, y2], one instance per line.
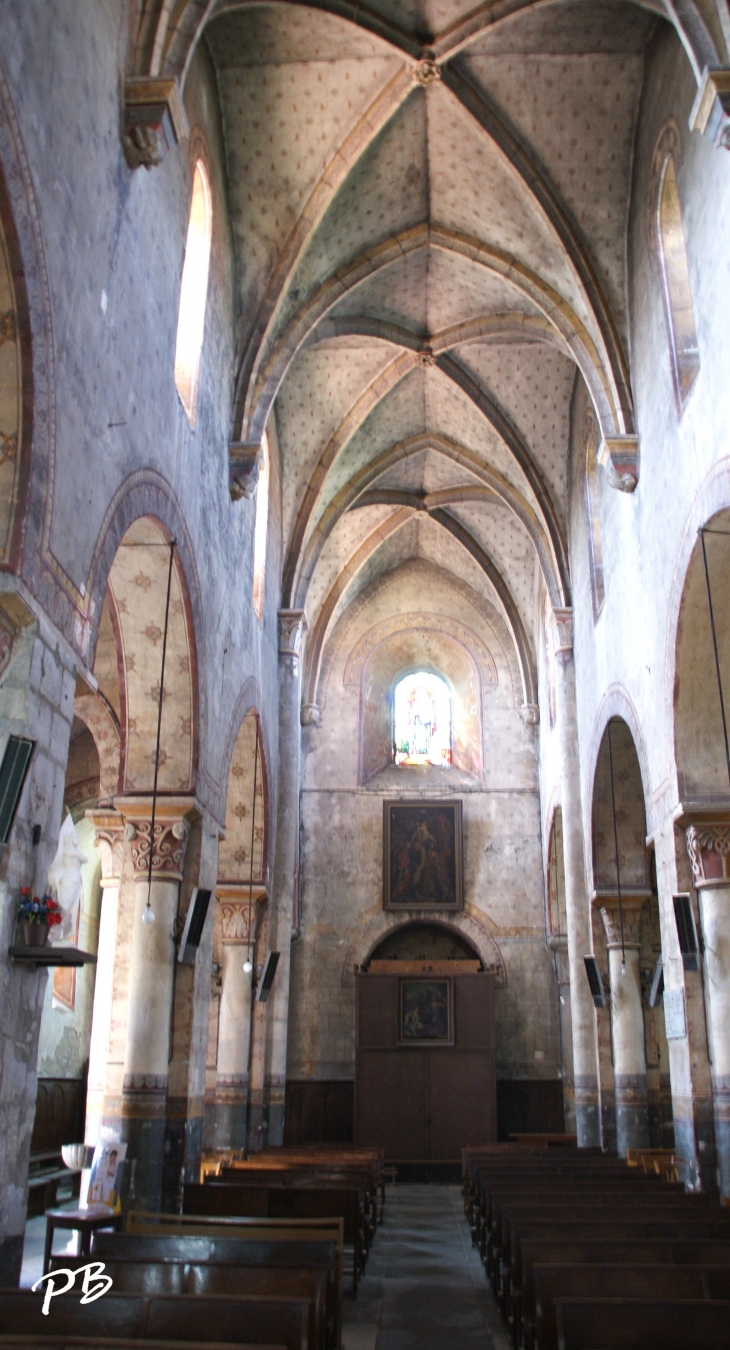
[252, 432, 269, 622]
[393, 672, 451, 766]
[657, 156, 699, 415]
[174, 160, 213, 424]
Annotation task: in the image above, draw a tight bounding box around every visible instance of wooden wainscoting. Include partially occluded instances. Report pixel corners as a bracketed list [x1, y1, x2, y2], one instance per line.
[284, 1080, 354, 1145]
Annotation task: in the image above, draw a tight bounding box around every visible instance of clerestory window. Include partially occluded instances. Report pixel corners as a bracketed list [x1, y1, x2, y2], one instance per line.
[394, 671, 452, 767]
[657, 156, 699, 415]
[174, 160, 213, 424]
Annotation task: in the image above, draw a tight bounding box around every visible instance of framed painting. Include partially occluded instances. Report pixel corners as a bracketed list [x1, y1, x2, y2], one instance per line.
[383, 799, 463, 910]
[398, 977, 453, 1045]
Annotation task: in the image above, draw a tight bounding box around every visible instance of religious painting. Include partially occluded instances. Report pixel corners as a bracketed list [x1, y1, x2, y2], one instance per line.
[398, 977, 453, 1045]
[383, 799, 463, 910]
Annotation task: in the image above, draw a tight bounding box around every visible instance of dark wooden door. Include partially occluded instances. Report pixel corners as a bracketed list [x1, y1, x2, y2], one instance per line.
[355, 972, 496, 1160]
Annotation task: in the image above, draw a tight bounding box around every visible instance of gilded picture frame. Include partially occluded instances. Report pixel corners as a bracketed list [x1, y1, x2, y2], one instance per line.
[383, 799, 463, 910]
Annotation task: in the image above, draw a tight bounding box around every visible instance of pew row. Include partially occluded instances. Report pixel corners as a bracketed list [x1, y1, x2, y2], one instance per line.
[555, 1297, 730, 1350]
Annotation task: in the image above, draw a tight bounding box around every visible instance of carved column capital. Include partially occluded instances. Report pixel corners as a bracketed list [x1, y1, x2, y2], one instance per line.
[123, 77, 188, 170]
[685, 817, 730, 888]
[278, 609, 307, 661]
[690, 69, 730, 150]
[520, 703, 540, 726]
[301, 703, 321, 726]
[598, 435, 639, 492]
[218, 884, 267, 945]
[551, 607, 574, 654]
[114, 795, 200, 881]
[593, 892, 649, 949]
[229, 442, 260, 502]
[86, 808, 125, 886]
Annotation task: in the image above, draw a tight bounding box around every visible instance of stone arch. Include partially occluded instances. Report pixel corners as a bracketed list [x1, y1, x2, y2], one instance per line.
[546, 806, 567, 942]
[664, 459, 730, 804]
[345, 614, 495, 784]
[73, 691, 121, 805]
[97, 514, 198, 796]
[85, 472, 210, 805]
[590, 715, 650, 897]
[342, 910, 507, 988]
[218, 706, 269, 888]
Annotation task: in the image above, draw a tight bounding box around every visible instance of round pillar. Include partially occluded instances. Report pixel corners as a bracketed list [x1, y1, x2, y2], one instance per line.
[84, 810, 124, 1145]
[686, 820, 730, 1195]
[213, 892, 259, 1150]
[552, 610, 600, 1145]
[598, 896, 649, 1156]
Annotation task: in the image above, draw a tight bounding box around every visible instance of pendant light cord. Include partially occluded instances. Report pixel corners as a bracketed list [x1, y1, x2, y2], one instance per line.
[243, 722, 260, 1160]
[246, 724, 260, 962]
[145, 540, 175, 916]
[607, 719, 626, 970]
[699, 528, 730, 791]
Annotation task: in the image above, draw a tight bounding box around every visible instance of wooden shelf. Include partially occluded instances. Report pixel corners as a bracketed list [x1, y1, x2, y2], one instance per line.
[8, 945, 97, 967]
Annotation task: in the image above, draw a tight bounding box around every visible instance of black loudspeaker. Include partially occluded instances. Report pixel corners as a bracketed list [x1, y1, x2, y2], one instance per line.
[648, 956, 664, 1008]
[0, 735, 35, 844]
[256, 950, 280, 1002]
[177, 887, 212, 964]
[673, 893, 700, 972]
[584, 955, 607, 1009]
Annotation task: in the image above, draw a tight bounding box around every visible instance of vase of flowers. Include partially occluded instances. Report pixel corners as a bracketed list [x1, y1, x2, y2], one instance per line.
[17, 888, 62, 946]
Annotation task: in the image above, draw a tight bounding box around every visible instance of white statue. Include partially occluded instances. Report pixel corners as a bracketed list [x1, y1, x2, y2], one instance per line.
[47, 814, 88, 940]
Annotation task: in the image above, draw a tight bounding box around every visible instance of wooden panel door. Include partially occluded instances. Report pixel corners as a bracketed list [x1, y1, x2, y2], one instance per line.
[356, 1048, 427, 1158]
[427, 1050, 495, 1158]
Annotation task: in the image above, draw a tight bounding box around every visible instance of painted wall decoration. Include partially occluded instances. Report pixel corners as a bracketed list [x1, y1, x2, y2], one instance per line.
[398, 977, 453, 1044]
[384, 799, 463, 911]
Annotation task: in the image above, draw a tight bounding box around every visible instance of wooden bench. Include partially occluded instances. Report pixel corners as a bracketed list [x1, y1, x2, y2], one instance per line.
[51, 1259, 331, 1350]
[531, 1264, 730, 1350]
[93, 1228, 341, 1348]
[0, 1292, 310, 1350]
[555, 1297, 730, 1350]
[0, 1341, 282, 1350]
[184, 1185, 365, 1294]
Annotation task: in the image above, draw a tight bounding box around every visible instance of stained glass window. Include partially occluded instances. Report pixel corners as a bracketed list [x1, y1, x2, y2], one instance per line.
[393, 672, 452, 766]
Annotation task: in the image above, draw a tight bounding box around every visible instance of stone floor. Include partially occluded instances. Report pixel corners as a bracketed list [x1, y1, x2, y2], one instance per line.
[341, 1184, 510, 1350]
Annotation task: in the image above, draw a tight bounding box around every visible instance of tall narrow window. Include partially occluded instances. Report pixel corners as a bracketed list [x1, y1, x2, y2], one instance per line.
[394, 672, 451, 766]
[583, 411, 605, 620]
[657, 156, 699, 414]
[252, 432, 269, 621]
[174, 160, 212, 424]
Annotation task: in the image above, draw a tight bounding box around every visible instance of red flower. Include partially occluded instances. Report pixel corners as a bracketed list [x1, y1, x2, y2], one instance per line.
[48, 912, 62, 927]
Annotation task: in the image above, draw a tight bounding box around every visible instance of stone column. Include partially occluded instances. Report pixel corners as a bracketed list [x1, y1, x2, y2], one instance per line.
[597, 894, 650, 1156]
[685, 817, 730, 1196]
[546, 934, 575, 1133]
[84, 809, 125, 1145]
[552, 610, 600, 1146]
[116, 796, 194, 1210]
[213, 888, 262, 1150]
[264, 610, 306, 1146]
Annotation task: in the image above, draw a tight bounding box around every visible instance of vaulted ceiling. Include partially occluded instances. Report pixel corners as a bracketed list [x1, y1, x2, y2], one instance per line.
[200, 0, 670, 707]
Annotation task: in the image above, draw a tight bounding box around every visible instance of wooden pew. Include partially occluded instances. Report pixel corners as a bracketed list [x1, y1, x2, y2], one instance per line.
[531, 1264, 730, 1350]
[555, 1297, 730, 1350]
[516, 1238, 730, 1350]
[0, 1292, 310, 1350]
[94, 1227, 341, 1348]
[53, 1259, 331, 1350]
[183, 1185, 365, 1295]
[0, 1341, 282, 1349]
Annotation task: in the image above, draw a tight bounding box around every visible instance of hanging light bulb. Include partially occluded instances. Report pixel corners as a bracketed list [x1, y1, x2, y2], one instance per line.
[243, 957, 253, 973]
[620, 958, 626, 976]
[142, 905, 155, 925]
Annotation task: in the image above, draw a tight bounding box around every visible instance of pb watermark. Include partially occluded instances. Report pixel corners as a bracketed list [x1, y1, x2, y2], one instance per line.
[32, 1262, 113, 1314]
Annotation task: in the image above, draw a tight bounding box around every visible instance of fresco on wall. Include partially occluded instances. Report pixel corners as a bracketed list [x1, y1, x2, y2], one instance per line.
[398, 978, 452, 1044]
[384, 800, 463, 910]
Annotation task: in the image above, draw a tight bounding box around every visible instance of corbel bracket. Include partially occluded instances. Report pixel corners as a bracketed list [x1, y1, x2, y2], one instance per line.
[598, 435, 639, 493]
[689, 69, 730, 149]
[229, 442, 261, 502]
[123, 77, 188, 170]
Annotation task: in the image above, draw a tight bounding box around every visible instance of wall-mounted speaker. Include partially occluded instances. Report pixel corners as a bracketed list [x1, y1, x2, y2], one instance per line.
[177, 887, 212, 964]
[648, 956, 664, 1008]
[673, 893, 700, 972]
[256, 950, 280, 1002]
[0, 735, 35, 844]
[584, 955, 607, 1009]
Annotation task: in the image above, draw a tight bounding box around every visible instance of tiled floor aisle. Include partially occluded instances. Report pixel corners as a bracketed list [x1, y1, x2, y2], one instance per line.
[342, 1184, 510, 1350]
